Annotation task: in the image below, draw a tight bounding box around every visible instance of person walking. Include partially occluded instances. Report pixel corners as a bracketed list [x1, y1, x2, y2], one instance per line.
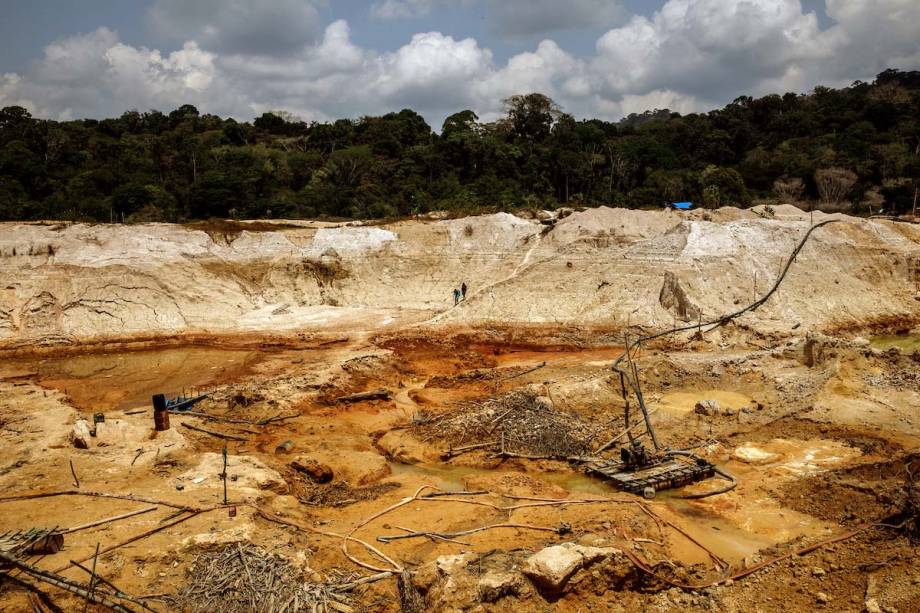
[460, 282, 467, 300]
[453, 287, 461, 306]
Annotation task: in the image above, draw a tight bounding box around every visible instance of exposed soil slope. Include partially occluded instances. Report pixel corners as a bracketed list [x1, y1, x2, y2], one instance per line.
[1, 207, 917, 350]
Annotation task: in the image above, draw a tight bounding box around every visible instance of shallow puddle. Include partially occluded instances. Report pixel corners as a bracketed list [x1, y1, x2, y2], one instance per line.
[870, 333, 920, 353]
[469, 345, 624, 368]
[657, 389, 754, 415]
[730, 438, 861, 476]
[2, 347, 263, 411]
[389, 461, 617, 497]
[387, 457, 829, 565]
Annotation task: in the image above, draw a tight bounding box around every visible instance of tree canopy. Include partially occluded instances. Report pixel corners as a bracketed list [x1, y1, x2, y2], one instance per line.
[1, 69, 919, 222]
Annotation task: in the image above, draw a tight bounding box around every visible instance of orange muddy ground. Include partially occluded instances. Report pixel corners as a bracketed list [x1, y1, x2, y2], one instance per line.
[0, 323, 918, 612]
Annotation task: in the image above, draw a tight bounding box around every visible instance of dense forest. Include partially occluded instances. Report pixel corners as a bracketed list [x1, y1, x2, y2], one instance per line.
[1, 69, 919, 222]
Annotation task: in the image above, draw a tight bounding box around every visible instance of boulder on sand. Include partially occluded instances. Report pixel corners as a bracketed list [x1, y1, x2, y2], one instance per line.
[72, 419, 92, 449]
[290, 457, 334, 483]
[694, 400, 720, 416]
[522, 542, 617, 593]
[478, 571, 525, 603]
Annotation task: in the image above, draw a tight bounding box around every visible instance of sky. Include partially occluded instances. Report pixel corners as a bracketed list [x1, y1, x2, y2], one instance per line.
[1, 1, 919, 130]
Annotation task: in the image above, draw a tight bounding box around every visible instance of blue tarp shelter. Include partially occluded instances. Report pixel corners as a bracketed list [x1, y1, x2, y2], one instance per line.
[670, 202, 693, 210]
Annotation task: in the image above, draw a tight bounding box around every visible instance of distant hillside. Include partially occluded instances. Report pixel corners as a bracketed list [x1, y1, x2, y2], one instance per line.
[1, 69, 918, 222]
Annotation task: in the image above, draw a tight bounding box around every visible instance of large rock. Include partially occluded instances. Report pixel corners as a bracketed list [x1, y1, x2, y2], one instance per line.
[321, 450, 390, 485]
[375, 430, 432, 464]
[478, 571, 524, 603]
[694, 399, 720, 416]
[522, 542, 618, 593]
[436, 552, 477, 577]
[429, 552, 479, 608]
[72, 419, 92, 449]
[659, 271, 701, 322]
[290, 457, 333, 483]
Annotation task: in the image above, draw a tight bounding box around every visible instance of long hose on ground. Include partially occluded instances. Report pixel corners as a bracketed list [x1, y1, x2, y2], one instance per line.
[600, 221, 841, 497]
[611, 219, 840, 371]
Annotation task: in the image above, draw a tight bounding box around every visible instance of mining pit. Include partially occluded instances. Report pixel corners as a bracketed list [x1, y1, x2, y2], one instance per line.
[0, 205, 918, 612]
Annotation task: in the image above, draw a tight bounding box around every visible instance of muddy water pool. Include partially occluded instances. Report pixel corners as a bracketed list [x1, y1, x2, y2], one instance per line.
[870, 333, 920, 352]
[387, 458, 831, 565]
[1, 346, 264, 411]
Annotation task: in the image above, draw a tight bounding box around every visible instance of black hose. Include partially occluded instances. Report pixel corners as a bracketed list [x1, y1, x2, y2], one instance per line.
[612, 219, 841, 370]
[672, 467, 738, 500]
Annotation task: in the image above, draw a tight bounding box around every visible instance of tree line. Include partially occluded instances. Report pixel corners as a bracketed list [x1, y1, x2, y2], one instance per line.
[1, 69, 918, 223]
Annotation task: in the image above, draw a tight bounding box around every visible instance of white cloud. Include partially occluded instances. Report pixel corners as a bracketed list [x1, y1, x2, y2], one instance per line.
[0, 28, 220, 119]
[592, 0, 826, 102]
[371, 0, 437, 19]
[372, 0, 623, 36]
[2, 1, 920, 128]
[486, 0, 624, 37]
[148, 0, 324, 56]
[618, 90, 701, 117]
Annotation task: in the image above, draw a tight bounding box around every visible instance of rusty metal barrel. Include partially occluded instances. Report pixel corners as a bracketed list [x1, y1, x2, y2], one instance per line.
[153, 394, 170, 431]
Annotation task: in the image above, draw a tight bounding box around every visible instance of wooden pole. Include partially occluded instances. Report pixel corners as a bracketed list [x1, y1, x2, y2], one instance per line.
[221, 447, 228, 506]
[54, 510, 206, 574]
[181, 423, 248, 442]
[70, 560, 156, 612]
[83, 543, 100, 613]
[69, 460, 80, 489]
[62, 506, 158, 534]
[0, 551, 133, 613]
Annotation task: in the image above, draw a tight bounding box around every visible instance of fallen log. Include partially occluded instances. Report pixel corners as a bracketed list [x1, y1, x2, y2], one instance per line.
[502, 361, 546, 381]
[54, 510, 208, 574]
[377, 522, 561, 543]
[336, 389, 391, 403]
[441, 440, 498, 459]
[169, 410, 256, 425]
[61, 506, 158, 534]
[331, 571, 395, 593]
[70, 560, 155, 612]
[180, 423, 248, 442]
[0, 551, 133, 613]
[493, 449, 597, 463]
[0, 490, 200, 511]
[257, 412, 300, 425]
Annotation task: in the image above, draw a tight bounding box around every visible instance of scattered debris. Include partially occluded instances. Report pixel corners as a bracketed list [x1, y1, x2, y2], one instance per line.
[182, 422, 249, 442]
[694, 399, 719, 416]
[335, 389, 391, 403]
[521, 543, 623, 593]
[290, 457, 334, 483]
[0, 528, 64, 557]
[417, 388, 600, 460]
[172, 543, 361, 613]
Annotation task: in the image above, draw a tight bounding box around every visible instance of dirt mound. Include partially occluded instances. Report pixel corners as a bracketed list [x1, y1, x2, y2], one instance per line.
[549, 206, 681, 246]
[0, 208, 917, 348]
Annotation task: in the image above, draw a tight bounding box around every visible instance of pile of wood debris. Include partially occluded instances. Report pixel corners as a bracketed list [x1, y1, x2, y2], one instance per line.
[172, 543, 361, 613]
[415, 388, 602, 460]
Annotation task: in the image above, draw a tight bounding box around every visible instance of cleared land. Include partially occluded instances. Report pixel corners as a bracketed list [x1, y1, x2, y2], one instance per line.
[0, 206, 918, 612]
